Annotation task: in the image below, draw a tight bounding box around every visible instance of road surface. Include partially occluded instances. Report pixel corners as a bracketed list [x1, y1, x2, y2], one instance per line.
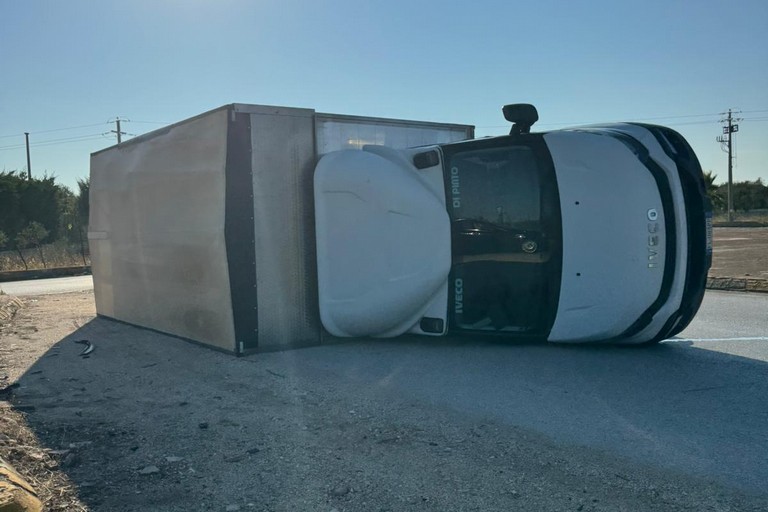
[0, 275, 93, 295]
[278, 289, 768, 493]
[3, 282, 768, 511]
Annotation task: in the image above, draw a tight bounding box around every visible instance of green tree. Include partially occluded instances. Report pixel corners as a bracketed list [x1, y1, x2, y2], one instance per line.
[716, 179, 768, 212]
[0, 171, 23, 241]
[16, 221, 49, 269]
[703, 171, 726, 211]
[76, 177, 89, 226]
[74, 177, 90, 265]
[0, 230, 7, 271]
[0, 171, 65, 250]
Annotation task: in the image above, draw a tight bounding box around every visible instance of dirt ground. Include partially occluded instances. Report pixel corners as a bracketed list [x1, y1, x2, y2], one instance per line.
[711, 227, 768, 279]
[2, 292, 768, 511]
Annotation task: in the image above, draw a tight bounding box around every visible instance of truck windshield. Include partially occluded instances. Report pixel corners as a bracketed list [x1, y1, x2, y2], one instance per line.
[443, 138, 562, 335]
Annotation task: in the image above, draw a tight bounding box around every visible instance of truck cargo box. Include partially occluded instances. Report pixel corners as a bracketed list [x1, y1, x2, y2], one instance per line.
[89, 104, 474, 354]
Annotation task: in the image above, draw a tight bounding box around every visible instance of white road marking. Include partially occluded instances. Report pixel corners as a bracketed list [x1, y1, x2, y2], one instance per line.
[665, 337, 768, 343]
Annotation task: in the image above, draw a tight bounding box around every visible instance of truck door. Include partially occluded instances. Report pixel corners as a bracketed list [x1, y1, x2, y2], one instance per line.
[440, 136, 562, 337]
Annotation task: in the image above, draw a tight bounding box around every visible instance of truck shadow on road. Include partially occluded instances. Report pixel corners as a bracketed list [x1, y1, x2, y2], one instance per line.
[11, 316, 768, 509]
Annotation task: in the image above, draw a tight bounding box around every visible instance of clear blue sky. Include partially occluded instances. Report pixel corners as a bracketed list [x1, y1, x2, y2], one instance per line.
[1, 0, 766, 191]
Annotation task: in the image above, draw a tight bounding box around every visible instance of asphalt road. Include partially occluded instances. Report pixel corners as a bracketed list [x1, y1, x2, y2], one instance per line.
[0, 275, 93, 295]
[265, 289, 768, 494]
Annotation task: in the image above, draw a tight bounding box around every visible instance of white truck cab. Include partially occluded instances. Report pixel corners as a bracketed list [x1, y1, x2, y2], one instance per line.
[315, 104, 712, 344]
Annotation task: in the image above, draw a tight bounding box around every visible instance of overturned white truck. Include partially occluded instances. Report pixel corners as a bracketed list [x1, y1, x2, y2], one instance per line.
[89, 103, 711, 354]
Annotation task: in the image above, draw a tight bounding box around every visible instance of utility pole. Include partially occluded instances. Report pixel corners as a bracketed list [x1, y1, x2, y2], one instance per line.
[716, 109, 741, 222]
[24, 132, 32, 179]
[111, 117, 127, 144]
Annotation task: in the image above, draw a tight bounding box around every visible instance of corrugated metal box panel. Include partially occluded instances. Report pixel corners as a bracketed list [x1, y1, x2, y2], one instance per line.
[250, 108, 322, 348]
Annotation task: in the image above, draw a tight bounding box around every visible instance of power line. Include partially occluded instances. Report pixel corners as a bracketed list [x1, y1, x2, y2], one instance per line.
[30, 122, 109, 135]
[479, 118, 722, 129]
[129, 120, 170, 125]
[0, 122, 109, 139]
[31, 135, 110, 148]
[0, 133, 107, 151]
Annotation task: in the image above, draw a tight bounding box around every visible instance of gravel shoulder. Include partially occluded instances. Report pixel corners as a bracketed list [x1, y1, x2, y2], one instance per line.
[711, 227, 768, 279]
[1, 292, 767, 511]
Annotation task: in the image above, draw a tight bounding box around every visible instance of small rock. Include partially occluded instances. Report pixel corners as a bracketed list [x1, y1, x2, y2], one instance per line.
[330, 485, 350, 497]
[225, 505, 241, 511]
[198, 422, 209, 430]
[68, 441, 92, 450]
[138, 465, 160, 475]
[61, 452, 80, 468]
[165, 456, 184, 463]
[246, 447, 260, 454]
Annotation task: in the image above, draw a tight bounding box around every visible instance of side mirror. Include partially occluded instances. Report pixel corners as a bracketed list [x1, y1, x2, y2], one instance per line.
[502, 104, 539, 135]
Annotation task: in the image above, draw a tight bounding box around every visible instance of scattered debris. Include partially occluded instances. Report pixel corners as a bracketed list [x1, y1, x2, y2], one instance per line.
[138, 465, 160, 475]
[330, 484, 350, 497]
[67, 441, 92, 450]
[0, 296, 24, 323]
[73, 339, 94, 357]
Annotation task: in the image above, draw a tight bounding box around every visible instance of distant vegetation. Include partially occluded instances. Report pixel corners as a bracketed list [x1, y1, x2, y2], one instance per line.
[704, 171, 768, 213]
[0, 171, 89, 271]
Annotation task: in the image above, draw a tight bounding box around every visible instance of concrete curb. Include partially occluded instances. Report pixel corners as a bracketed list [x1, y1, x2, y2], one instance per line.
[707, 276, 768, 293]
